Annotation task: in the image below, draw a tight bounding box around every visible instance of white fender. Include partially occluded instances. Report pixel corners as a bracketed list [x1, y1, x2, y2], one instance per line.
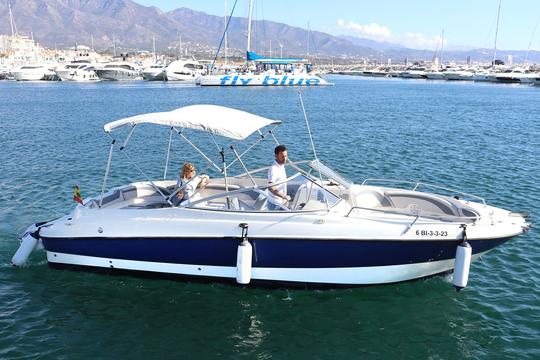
[452, 241, 472, 291]
[236, 241, 253, 284]
[11, 232, 39, 266]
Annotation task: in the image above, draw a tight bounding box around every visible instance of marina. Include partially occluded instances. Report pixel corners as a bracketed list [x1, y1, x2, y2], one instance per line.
[1, 0, 539, 358]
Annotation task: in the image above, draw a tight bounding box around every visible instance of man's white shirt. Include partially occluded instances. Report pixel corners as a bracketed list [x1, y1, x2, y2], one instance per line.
[267, 160, 287, 206]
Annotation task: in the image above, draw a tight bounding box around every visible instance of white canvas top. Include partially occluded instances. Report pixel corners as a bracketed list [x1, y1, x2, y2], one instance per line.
[103, 104, 281, 140]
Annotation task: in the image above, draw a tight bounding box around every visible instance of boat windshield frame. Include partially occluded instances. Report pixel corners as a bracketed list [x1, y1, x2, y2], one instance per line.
[182, 169, 342, 213]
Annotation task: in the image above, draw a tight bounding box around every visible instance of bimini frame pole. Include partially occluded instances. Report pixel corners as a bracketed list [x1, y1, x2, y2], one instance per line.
[230, 145, 256, 186]
[100, 124, 137, 207]
[225, 126, 280, 171]
[163, 126, 173, 180]
[174, 128, 222, 172]
[99, 138, 116, 208]
[220, 147, 232, 209]
[298, 91, 329, 211]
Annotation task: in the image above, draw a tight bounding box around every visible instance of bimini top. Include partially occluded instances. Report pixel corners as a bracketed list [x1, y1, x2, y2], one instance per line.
[103, 104, 281, 140]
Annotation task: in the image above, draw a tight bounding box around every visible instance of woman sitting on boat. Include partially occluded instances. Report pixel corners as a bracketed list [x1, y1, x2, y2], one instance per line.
[175, 162, 209, 205]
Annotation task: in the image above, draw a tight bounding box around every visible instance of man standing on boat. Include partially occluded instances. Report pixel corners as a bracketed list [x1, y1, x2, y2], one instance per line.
[267, 145, 291, 210]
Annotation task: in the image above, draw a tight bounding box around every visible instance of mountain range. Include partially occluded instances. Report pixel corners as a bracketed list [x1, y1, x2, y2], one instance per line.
[1, 0, 539, 63]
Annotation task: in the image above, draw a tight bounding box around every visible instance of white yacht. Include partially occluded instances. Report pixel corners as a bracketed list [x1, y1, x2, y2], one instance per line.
[399, 67, 427, 79]
[11, 64, 56, 81]
[473, 69, 494, 82]
[518, 71, 539, 85]
[95, 62, 142, 81]
[142, 63, 167, 81]
[425, 70, 446, 80]
[491, 68, 529, 84]
[164, 60, 205, 82]
[443, 68, 474, 81]
[13, 104, 530, 289]
[55, 61, 99, 82]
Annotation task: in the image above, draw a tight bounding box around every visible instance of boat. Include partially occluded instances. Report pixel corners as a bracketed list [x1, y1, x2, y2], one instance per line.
[142, 63, 167, 81]
[55, 60, 99, 82]
[200, 53, 331, 86]
[518, 71, 540, 84]
[11, 63, 56, 81]
[163, 60, 205, 82]
[336, 70, 364, 76]
[362, 68, 389, 77]
[443, 68, 474, 81]
[425, 69, 446, 80]
[95, 62, 142, 81]
[399, 67, 427, 79]
[491, 68, 528, 84]
[199, 0, 330, 87]
[12, 104, 530, 288]
[473, 68, 494, 82]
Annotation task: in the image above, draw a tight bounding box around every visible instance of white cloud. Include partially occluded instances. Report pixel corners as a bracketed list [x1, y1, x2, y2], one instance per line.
[398, 32, 441, 49]
[338, 19, 443, 49]
[338, 19, 391, 40]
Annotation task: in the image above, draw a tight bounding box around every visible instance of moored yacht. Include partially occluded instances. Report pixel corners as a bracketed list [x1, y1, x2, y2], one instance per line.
[12, 104, 530, 288]
[95, 62, 142, 81]
[142, 63, 167, 81]
[399, 67, 427, 79]
[55, 61, 99, 82]
[11, 63, 56, 81]
[473, 68, 494, 82]
[164, 60, 205, 82]
[443, 68, 474, 81]
[425, 69, 446, 80]
[492, 68, 528, 84]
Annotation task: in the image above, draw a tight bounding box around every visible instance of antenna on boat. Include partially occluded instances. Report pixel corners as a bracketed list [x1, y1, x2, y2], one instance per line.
[297, 91, 329, 211]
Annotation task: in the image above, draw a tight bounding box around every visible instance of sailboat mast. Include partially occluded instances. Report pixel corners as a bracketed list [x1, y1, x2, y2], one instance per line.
[306, 22, 310, 57]
[178, 34, 182, 60]
[224, 0, 228, 64]
[246, 0, 254, 53]
[440, 29, 444, 66]
[492, 0, 502, 66]
[152, 36, 156, 63]
[9, 3, 16, 38]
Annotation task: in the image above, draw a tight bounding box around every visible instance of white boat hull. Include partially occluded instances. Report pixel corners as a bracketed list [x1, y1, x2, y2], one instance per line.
[96, 69, 142, 81]
[199, 74, 331, 86]
[45, 250, 489, 285]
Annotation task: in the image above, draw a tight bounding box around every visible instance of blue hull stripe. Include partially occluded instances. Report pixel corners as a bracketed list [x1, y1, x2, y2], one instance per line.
[41, 237, 511, 268]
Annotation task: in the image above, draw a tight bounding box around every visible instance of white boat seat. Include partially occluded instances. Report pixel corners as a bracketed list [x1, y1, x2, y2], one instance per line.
[385, 191, 459, 216]
[351, 188, 392, 208]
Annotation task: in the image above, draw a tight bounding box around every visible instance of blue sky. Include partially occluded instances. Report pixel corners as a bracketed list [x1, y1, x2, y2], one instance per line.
[134, 0, 540, 51]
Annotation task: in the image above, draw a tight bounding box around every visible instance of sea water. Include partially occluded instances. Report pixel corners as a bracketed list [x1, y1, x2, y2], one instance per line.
[0, 77, 538, 359]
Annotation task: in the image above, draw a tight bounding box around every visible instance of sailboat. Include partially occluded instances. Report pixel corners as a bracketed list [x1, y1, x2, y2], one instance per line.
[199, 0, 331, 86]
[476, 0, 503, 82]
